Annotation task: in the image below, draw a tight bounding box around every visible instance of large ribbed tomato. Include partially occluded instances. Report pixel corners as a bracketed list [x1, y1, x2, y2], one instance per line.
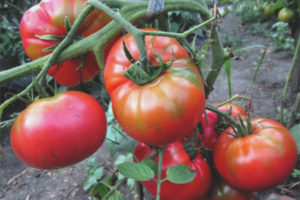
[20, 0, 111, 87]
[10, 91, 107, 169]
[104, 29, 206, 146]
[134, 141, 212, 200]
[214, 117, 298, 191]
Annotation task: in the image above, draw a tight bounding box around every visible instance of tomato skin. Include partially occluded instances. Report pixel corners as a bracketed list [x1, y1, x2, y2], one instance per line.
[262, 3, 277, 17]
[278, 8, 294, 22]
[213, 117, 298, 191]
[205, 177, 253, 200]
[10, 91, 107, 169]
[199, 104, 246, 149]
[134, 141, 212, 200]
[218, 103, 247, 120]
[20, 0, 111, 87]
[199, 110, 218, 149]
[104, 29, 206, 146]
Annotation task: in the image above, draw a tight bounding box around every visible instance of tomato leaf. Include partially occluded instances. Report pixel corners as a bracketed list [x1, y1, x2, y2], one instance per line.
[116, 138, 137, 153]
[91, 182, 110, 198]
[105, 103, 115, 123]
[106, 124, 124, 156]
[224, 58, 232, 98]
[290, 124, 300, 154]
[83, 167, 103, 191]
[141, 157, 158, 173]
[110, 191, 124, 200]
[34, 34, 65, 41]
[166, 164, 196, 184]
[83, 176, 97, 191]
[117, 161, 154, 181]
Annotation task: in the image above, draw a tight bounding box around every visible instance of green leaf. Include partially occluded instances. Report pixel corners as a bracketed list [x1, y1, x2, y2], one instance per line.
[114, 154, 133, 166]
[83, 176, 97, 191]
[105, 103, 115, 123]
[291, 169, 300, 179]
[106, 124, 124, 156]
[111, 191, 124, 200]
[290, 124, 300, 154]
[91, 174, 118, 198]
[166, 164, 196, 184]
[141, 157, 158, 173]
[34, 34, 64, 41]
[93, 168, 104, 179]
[224, 59, 232, 99]
[117, 161, 154, 181]
[64, 16, 72, 32]
[91, 183, 110, 197]
[126, 178, 135, 190]
[122, 40, 136, 63]
[116, 138, 137, 153]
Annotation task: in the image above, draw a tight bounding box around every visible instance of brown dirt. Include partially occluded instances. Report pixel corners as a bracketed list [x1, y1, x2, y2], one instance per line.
[0, 13, 299, 200]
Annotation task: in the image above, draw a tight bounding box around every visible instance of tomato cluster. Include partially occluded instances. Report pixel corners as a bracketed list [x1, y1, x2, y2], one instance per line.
[10, 0, 298, 199]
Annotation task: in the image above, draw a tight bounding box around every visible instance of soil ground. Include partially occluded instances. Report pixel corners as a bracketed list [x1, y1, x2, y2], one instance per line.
[0, 13, 299, 200]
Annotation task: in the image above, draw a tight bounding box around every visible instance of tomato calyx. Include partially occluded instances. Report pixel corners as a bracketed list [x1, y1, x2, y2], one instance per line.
[122, 40, 173, 85]
[205, 104, 254, 138]
[34, 16, 82, 53]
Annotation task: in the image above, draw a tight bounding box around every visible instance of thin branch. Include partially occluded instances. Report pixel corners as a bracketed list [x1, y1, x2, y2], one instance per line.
[280, 32, 300, 123]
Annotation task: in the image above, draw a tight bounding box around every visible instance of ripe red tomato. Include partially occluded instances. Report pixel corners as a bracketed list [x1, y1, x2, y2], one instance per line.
[218, 103, 247, 120]
[10, 91, 107, 169]
[214, 117, 298, 191]
[205, 176, 253, 200]
[104, 28, 206, 146]
[134, 141, 212, 200]
[199, 110, 218, 149]
[20, 0, 111, 87]
[198, 104, 246, 149]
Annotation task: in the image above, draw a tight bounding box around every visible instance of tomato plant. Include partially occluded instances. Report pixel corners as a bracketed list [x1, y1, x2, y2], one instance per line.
[214, 117, 298, 191]
[134, 141, 212, 200]
[10, 91, 107, 169]
[20, 0, 111, 87]
[104, 29, 206, 146]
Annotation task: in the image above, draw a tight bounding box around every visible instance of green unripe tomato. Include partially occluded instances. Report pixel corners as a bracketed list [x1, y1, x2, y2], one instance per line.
[262, 4, 276, 17]
[278, 8, 294, 22]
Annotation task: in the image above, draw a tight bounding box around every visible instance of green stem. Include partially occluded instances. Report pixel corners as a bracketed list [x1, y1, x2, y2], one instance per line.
[0, 6, 94, 119]
[36, 5, 94, 85]
[141, 16, 216, 39]
[205, 104, 241, 133]
[1, 0, 226, 117]
[88, 0, 149, 68]
[134, 181, 144, 200]
[218, 94, 251, 106]
[205, 27, 231, 97]
[280, 32, 300, 123]
[288, 92, 300, 128]
[102, 178, 126, 199]
[0, 84, 32, 120]
[155, 147, 165, 200]
[0, 0, 212, 86]
[245, 49, 266, 96]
